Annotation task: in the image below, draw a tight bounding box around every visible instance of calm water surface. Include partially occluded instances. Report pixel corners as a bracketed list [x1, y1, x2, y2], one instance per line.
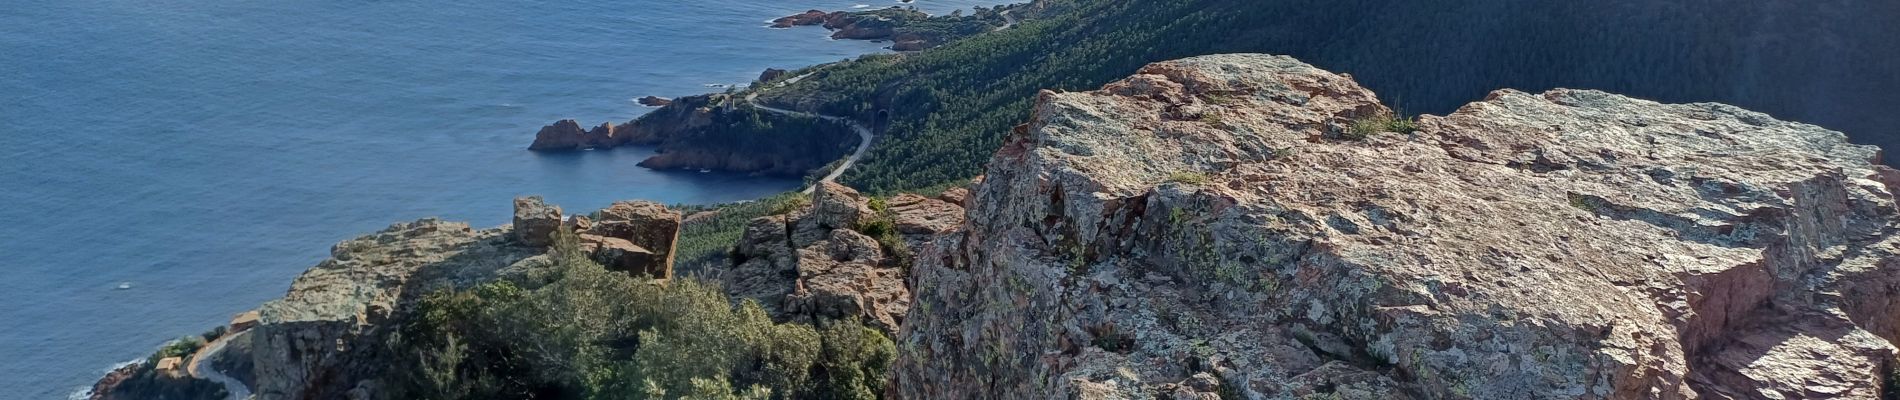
[0, 0, 1006, 397]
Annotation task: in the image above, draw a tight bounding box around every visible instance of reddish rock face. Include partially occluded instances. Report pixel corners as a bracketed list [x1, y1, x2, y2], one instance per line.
[526, 119, 589, 151]
[526, 119, 624, 151]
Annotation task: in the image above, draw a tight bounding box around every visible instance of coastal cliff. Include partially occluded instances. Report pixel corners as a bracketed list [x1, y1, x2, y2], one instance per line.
[889, 54, 1900, 398]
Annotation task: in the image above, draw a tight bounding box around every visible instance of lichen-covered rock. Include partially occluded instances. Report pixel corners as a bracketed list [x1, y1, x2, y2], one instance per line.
[890, 54, 1900, 399]
[251, 219, 542, 400]
[511, 196, 561, 247]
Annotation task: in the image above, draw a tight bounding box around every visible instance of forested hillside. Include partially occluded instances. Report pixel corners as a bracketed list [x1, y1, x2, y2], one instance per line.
[758, 0, 1900, 193]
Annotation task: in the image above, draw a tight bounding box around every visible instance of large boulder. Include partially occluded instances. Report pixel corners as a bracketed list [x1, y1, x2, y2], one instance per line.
[582, 200, 681, 278]
[511, 196, 562, 247]
[526, 119, 590, 151]
[795, 182, 875, 244]
[891, 54, 1900, 399]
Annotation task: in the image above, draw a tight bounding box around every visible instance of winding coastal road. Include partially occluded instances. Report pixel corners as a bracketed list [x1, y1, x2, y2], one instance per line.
[735, 8, 1024, 195]
[743, 90, 872, 195]
[187, 331, 252, 400]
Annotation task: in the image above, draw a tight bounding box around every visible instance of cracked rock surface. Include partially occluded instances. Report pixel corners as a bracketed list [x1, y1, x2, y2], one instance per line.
[718, 182, 963, 333]
[889, 54, 1900, 399]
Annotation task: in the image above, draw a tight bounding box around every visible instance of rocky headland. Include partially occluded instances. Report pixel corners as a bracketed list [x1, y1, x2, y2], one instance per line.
[770, 4, 1028, 51]
[528, 92, 858, 177]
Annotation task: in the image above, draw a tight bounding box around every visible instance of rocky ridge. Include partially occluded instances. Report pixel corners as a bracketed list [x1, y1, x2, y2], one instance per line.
[888, 54, 1900, 399]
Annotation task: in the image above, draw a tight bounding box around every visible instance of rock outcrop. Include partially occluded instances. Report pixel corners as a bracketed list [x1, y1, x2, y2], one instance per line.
[512, 196, 561, 247]
[637, 95, 672, 107]
[526, 95, 716, 152]
[251, 219, 543, 400]
[758, 68, 788, 84]
[887, 193, 963, 235]
[246, 198, 683, 399]
[576, 200, 681, 278]
[718, 182, 963, 333]
[526, 119, 631, 151]
[770, 10, 834, 28]
[889, 54, 1900, 399]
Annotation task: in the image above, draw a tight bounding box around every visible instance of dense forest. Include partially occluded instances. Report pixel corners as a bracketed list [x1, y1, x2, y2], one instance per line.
[755, 0, 1900, 194]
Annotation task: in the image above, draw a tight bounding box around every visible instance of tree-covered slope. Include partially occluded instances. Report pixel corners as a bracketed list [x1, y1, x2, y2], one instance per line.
[759, 0, 1900, 194]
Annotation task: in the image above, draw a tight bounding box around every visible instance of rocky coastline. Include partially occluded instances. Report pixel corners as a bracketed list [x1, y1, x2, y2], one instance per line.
[92, 50, 1900, 400]
[770, 4, 1025, 51]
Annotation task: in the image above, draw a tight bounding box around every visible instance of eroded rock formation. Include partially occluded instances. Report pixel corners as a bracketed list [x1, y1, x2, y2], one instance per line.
[512, 195, 561, 247]
[576, 200, 681, 278]
[889, 54, 1900, 399]
[717, 182, 963, 333]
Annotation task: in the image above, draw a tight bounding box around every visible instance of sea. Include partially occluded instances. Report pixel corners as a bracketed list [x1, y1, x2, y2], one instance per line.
[0, 0, 1008, 397]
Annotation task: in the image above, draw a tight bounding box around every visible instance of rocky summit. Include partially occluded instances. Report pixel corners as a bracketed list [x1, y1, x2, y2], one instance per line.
[889, 54, 1900, 399]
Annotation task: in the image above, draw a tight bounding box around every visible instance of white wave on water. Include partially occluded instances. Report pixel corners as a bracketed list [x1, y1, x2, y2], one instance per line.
[66, 359, 144, 400]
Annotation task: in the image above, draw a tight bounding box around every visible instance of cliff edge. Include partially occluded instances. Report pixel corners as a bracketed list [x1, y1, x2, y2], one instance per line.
[891, 54, 1900, 399]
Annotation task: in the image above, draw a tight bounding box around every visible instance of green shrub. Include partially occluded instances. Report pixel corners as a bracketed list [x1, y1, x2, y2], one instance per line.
[153, 336, 204, 363]
[813, 321, 897, 400]
[387, 227, 899, 400]
[1346, 113, 1419, 140]
[855, 197, 913, 271]
[673, 192, 813, 272]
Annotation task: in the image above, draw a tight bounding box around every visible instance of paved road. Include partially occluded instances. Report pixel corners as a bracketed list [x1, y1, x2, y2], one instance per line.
[187, 330, 252, 400]
[744, 92, 872, 195]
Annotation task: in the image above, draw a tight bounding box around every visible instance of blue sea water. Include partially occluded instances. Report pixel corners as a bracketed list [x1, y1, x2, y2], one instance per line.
[0, 0, 1007, 397]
